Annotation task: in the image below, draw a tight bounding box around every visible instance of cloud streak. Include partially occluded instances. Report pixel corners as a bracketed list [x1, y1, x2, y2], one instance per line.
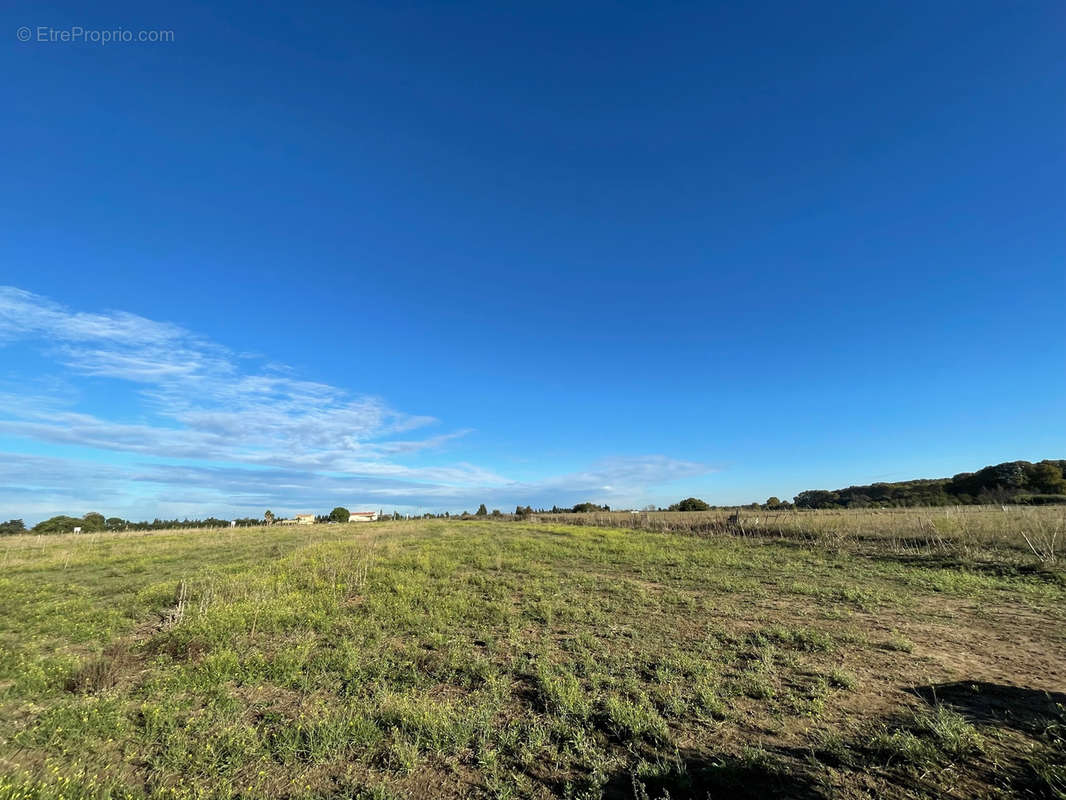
[0, 287, 712, 521]
[0, 286, 455, 471]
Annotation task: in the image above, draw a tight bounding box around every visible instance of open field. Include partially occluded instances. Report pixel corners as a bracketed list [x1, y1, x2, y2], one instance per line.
[529, 506, 1065, 561]
[1, 510, 1064, 799]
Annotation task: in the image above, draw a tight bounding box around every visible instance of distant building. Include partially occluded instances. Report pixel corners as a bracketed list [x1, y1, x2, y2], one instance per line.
[349, 511, 379, 523]
[294, 514, 315, 525]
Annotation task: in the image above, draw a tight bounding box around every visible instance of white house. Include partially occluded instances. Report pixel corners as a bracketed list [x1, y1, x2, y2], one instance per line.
[348, 511, 380, 523]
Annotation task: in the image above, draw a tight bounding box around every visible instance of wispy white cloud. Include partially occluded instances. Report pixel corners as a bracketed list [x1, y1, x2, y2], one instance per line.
[0, 286, 449, 470]
[0, 451, 711, 521]
[0, 287, 713, 521]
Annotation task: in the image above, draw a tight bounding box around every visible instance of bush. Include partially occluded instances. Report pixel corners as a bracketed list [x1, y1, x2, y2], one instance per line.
[571, 502, 610, 513]
[669, 498, 710, 512]
[0, 519, 26, 535]
[32, 515, 85, 535]
[1015, 494, 1066, 506]
[82, 512, 106, 531]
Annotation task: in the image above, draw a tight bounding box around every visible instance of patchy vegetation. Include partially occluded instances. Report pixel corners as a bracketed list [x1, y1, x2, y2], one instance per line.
[0, 513, 1064, 798]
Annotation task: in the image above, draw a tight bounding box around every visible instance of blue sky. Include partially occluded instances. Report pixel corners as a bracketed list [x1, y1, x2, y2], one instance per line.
[1, 1, 1063, 523]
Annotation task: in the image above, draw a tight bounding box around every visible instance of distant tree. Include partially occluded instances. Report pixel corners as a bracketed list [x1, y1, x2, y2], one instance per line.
[669, 497, 710, 512]
[491, 509, 501, 517]
[514, 505, 533, 519]
[572, 502, 610, 513]
[476, 504, 488, 516]
[765, 497, 782, 509]
[329, 506, 351, 523]
[82, 512, 106, 530]
[794, 490, 840, 509]
[105, 517, 125, 530]
[1032, 461, 1066, 494]
[32, 515, 84, 534]
[977, 485, 1010, 506]
[788, 459, 1066, 509]
[0, 519, 25, 536]
[264, 510, 275, 525]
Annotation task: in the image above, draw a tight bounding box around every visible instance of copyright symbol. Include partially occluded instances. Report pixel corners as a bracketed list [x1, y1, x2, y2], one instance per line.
[16, 26, 31, 42]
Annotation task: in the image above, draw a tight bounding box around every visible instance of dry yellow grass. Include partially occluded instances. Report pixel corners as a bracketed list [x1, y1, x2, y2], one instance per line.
[529, 505, 1066, 562]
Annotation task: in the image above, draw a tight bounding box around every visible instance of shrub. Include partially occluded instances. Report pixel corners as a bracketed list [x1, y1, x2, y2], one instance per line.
[0, 519, 25, 535]
[669, 498, 710, 512]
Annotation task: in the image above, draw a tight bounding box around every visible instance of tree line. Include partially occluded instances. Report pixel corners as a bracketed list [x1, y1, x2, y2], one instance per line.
[0, 513, 268, 536]
[4, 459, 1060, 535]
[793, 459, 1066, 509]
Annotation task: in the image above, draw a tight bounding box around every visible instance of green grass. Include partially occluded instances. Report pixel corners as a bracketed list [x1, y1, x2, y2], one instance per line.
[869, 705, 984, 766]
[1, 517, 1064, 799]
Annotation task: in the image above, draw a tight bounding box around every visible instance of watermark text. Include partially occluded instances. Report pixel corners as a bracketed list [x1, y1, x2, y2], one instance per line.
[17, 26, 175, 44]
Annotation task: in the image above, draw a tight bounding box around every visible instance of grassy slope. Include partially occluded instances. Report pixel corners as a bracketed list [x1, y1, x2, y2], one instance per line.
[0, 519, 1063, 799]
